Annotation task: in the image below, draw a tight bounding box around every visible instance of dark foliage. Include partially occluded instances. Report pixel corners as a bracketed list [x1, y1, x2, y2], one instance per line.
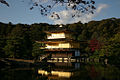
[30, 0, 96, 19]
[0, 0, 9, 7]
[0, 0, 95, 20]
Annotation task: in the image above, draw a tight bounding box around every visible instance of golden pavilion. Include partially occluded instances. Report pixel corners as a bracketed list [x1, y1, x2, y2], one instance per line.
[38, 25, 81, 61]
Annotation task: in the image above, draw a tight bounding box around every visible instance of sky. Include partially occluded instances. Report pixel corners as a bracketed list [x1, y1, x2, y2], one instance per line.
[0, 0, 120, 25]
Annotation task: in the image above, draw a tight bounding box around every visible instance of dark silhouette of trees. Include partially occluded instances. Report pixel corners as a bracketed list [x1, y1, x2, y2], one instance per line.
[0, 0, 9, 7]
[0, 0, 95, 19]
[30, 0, 96, 19]
[3, 24, 32, 59]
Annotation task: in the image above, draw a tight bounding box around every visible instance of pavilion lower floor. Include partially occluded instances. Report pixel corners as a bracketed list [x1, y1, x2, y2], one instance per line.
[45, 49, 80, 59]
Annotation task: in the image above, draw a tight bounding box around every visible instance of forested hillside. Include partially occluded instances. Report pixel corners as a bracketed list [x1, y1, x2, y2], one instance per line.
[0, 18, 120, 64]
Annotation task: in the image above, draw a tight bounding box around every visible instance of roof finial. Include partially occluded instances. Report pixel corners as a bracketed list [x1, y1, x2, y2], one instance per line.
[59, 24, 63, 27]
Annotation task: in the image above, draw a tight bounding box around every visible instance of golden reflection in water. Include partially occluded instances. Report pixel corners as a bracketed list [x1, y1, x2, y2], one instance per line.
[38, 69, 73, 78]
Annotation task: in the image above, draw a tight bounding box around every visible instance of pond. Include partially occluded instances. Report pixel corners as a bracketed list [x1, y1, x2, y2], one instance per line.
[0, 62, 120, 80]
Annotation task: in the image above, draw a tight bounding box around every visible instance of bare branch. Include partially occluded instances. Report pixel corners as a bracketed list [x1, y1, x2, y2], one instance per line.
[0, 0, 9, 7]
[30, 0, 96, 19]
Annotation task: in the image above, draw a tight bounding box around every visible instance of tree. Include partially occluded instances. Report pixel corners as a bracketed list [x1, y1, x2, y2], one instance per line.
[0, 22, 13, 58]
[3, 38, 19, 58]
[3, 24, 32, 59]
[32, 42, 45, 60]
[0, 0, 95, 19]
[30, 24, 46, 41]
[30, 0, 96, 19]
[77, 29, 88, 41]
[0, 0, 9, 7]
[107, 33, 120, 64]
[0, 35, 6, 58]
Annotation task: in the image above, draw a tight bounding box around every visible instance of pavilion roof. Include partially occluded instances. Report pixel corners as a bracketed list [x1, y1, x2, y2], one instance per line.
[36, 39, 87, 43]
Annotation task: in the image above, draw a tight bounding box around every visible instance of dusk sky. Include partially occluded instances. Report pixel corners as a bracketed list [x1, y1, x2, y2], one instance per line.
[0, 0, 120, 24]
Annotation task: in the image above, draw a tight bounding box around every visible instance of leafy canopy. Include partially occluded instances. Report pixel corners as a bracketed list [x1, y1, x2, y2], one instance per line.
[0, 0, 95, 19]
[30, 0, 96, 19]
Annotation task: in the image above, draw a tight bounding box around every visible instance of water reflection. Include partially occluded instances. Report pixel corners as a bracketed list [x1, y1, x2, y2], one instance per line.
[37, 62, 120, 80]
[0, 62, 120, 80]
[38, 70, 72, 78]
